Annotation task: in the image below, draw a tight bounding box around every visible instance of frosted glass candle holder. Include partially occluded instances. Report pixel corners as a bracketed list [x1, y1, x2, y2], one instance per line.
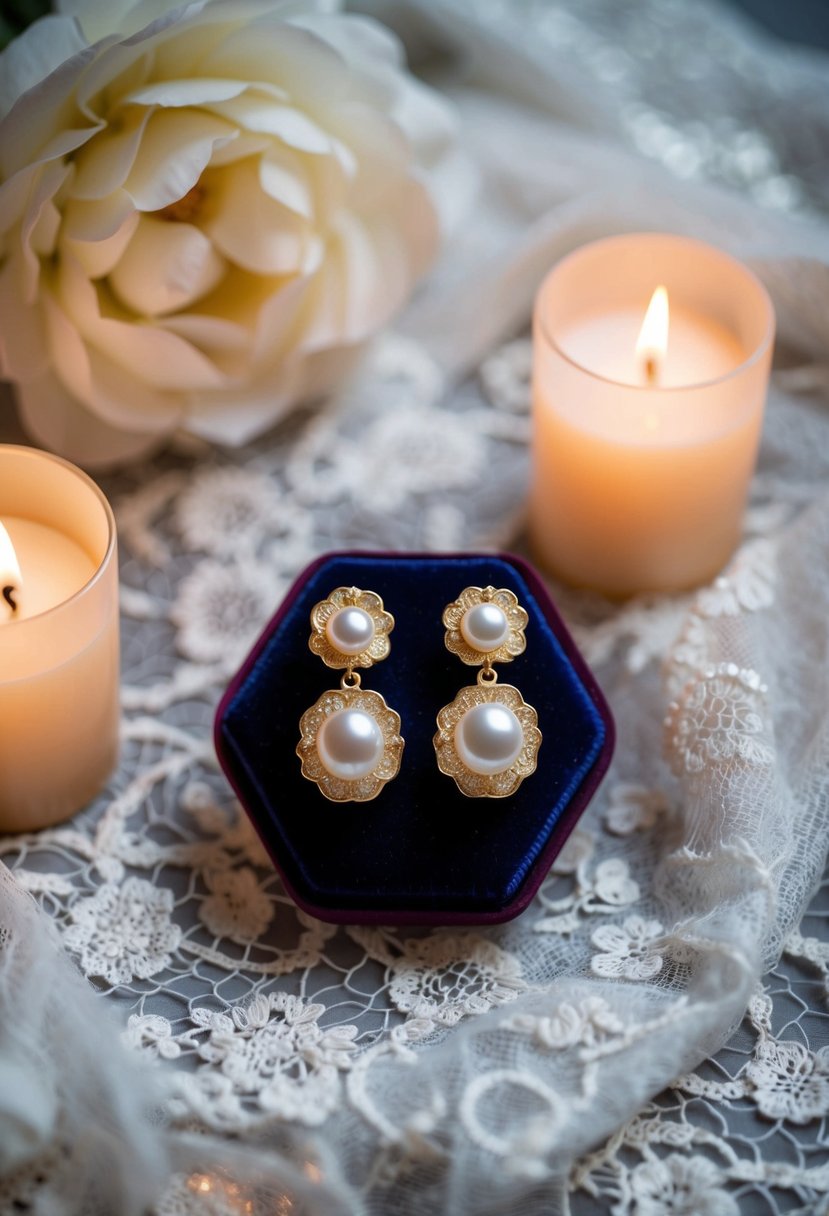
[0, 446, 119, 831]
[530, 233, 775, 597]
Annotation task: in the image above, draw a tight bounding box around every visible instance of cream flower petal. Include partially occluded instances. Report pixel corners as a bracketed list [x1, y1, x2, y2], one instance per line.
[332, 212, 393, 342]
[19, 159, 72, 298]
[251, 270, 317, 364]
[61, 190, 137, 242]
[202, 21, 349, 110]
[184, 364, 307, 445]
[329, 103, 409, 210]
[30, 197, 61, 255]
[204, 130, 271, 168]
[123, 77, 282, 109]
[123, 109, 238, 211]
[259, 144, 314, 218]
[213, 93, 333, 155]
[296, 12, 404, 74]
[297, 248, 347, 353]
[0, 252, 50, 379]
[71, 106, 152, 200]
[16, 369, 163, 468]
[58, 256, 226, 390]
[62, 209, 140, 278]
[43, 292, 183, 430]
[158, 313, 250, 358]
[0, 47, 101, 177]
[109, 216, 226, 316]
[0, 15, 87, 119]
[205, 156, 309, 275]
[88, 347, 184, 431]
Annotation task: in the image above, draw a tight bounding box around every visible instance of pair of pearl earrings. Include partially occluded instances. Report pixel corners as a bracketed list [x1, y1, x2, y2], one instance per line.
[296, 586, 542, 802]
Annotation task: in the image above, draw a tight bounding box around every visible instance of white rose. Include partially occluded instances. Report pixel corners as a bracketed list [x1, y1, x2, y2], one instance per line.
[0, 0, 461, 466]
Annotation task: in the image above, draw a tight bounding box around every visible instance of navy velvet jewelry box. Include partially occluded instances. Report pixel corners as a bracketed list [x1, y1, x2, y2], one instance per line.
[214, 552, 614, 925]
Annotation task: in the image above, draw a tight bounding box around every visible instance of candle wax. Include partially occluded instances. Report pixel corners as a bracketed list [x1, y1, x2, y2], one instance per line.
[557, 305, 745, 390]
[1, 517, 96, 620]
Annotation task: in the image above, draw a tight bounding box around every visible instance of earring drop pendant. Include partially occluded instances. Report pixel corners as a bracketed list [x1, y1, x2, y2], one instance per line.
[434, 587, 541, 798]
[298, 587, 404, 802]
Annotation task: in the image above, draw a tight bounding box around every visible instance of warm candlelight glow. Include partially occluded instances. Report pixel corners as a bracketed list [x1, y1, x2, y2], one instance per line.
[635, 285, 669, 385]
[0, 521, 21, 618]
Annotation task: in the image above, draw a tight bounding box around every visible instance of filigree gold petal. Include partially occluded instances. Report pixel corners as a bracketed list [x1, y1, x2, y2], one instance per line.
[367, 635, 391, 661]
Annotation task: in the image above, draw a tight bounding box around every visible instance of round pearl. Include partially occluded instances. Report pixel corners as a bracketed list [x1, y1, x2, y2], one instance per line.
[317, 708, 384, 781]
[460, 603, 510, 653]
[325, 606, 375, 656]
[454, 703, 524, 776]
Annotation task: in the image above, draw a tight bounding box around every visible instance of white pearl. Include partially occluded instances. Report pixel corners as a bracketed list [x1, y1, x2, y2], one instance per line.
[325, 606, 375, 656]
[460, 603, 510, 652]
[454, 703, 524, 776]
[317, 708, 384, 781]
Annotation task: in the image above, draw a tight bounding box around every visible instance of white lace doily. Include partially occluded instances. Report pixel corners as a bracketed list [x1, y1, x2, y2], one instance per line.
[1, 1, 829, 1214]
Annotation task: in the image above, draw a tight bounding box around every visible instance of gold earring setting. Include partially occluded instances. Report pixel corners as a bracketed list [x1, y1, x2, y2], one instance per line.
[434, 586, 542, 798]
[297, 587, 404, 802]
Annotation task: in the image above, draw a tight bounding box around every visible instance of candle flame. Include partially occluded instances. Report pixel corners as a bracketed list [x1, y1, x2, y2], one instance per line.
[0, 521, 21, 618]
[636, 285, 669, 385]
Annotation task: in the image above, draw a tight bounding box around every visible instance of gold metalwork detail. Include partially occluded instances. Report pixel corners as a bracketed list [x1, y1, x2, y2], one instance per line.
[433, 682, 542, 799]
[442, 585, 528, 667]
[309, 586, 394, 670]
[297, 686, 404, 803]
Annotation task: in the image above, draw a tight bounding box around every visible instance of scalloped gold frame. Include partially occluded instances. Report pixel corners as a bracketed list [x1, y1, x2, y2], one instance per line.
[309, 586, 394, 670]
[433, 682, 542, 799]
[297, 686, 404, 803]
[443, 586, 528, 667]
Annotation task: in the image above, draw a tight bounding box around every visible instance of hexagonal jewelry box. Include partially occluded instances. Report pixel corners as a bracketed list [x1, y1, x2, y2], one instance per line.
[214, 552, 614, 925]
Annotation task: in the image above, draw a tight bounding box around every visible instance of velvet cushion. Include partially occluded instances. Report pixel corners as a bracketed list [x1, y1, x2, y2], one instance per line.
[215, 552, 614, 924]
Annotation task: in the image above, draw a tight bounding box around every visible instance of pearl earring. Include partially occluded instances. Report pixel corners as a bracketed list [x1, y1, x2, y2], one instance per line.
[297, 587, 404, 802]
[434, 586, 542, 798]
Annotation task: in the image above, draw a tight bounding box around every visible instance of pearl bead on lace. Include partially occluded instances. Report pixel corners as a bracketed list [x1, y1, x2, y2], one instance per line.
[454, 703, 524, 776]
[317, 708, 384, 780]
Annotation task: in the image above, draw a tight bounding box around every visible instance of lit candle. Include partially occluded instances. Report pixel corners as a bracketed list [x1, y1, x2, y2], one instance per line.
[0, 446, 120, 832]
[530, 234, 775, 596]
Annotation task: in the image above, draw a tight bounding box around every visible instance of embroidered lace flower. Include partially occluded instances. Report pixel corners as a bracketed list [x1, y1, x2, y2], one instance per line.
[507, 998, 624, 1050]
[123, 1014, 181, 1061]
[624, 1153, 739, 1216]
[589, 859, 641, 908]
[743, 1039, 829, 1124]
[174, 467, 311, 561]
[389, 934, 526, 1027]
[665, 664, 774, 776]
[193, 994, 357, 1126]
[63, 878, 181, 985]
[695, 538, 777, 617]
[171, 560, 283, 664]
[590, 917, 665, 981]
[199, 868, 274, 944]
[605, 784, 670, 836]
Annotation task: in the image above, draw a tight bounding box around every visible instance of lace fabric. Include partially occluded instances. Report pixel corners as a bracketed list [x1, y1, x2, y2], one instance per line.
[1, 0, 829, 1213]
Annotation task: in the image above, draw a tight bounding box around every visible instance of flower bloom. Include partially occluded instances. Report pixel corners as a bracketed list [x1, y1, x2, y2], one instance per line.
[0, 0, 459, 465]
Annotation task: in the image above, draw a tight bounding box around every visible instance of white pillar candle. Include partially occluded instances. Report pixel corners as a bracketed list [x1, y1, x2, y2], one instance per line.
[0, 446, 119, 832]
[530, 234, 775, 597]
